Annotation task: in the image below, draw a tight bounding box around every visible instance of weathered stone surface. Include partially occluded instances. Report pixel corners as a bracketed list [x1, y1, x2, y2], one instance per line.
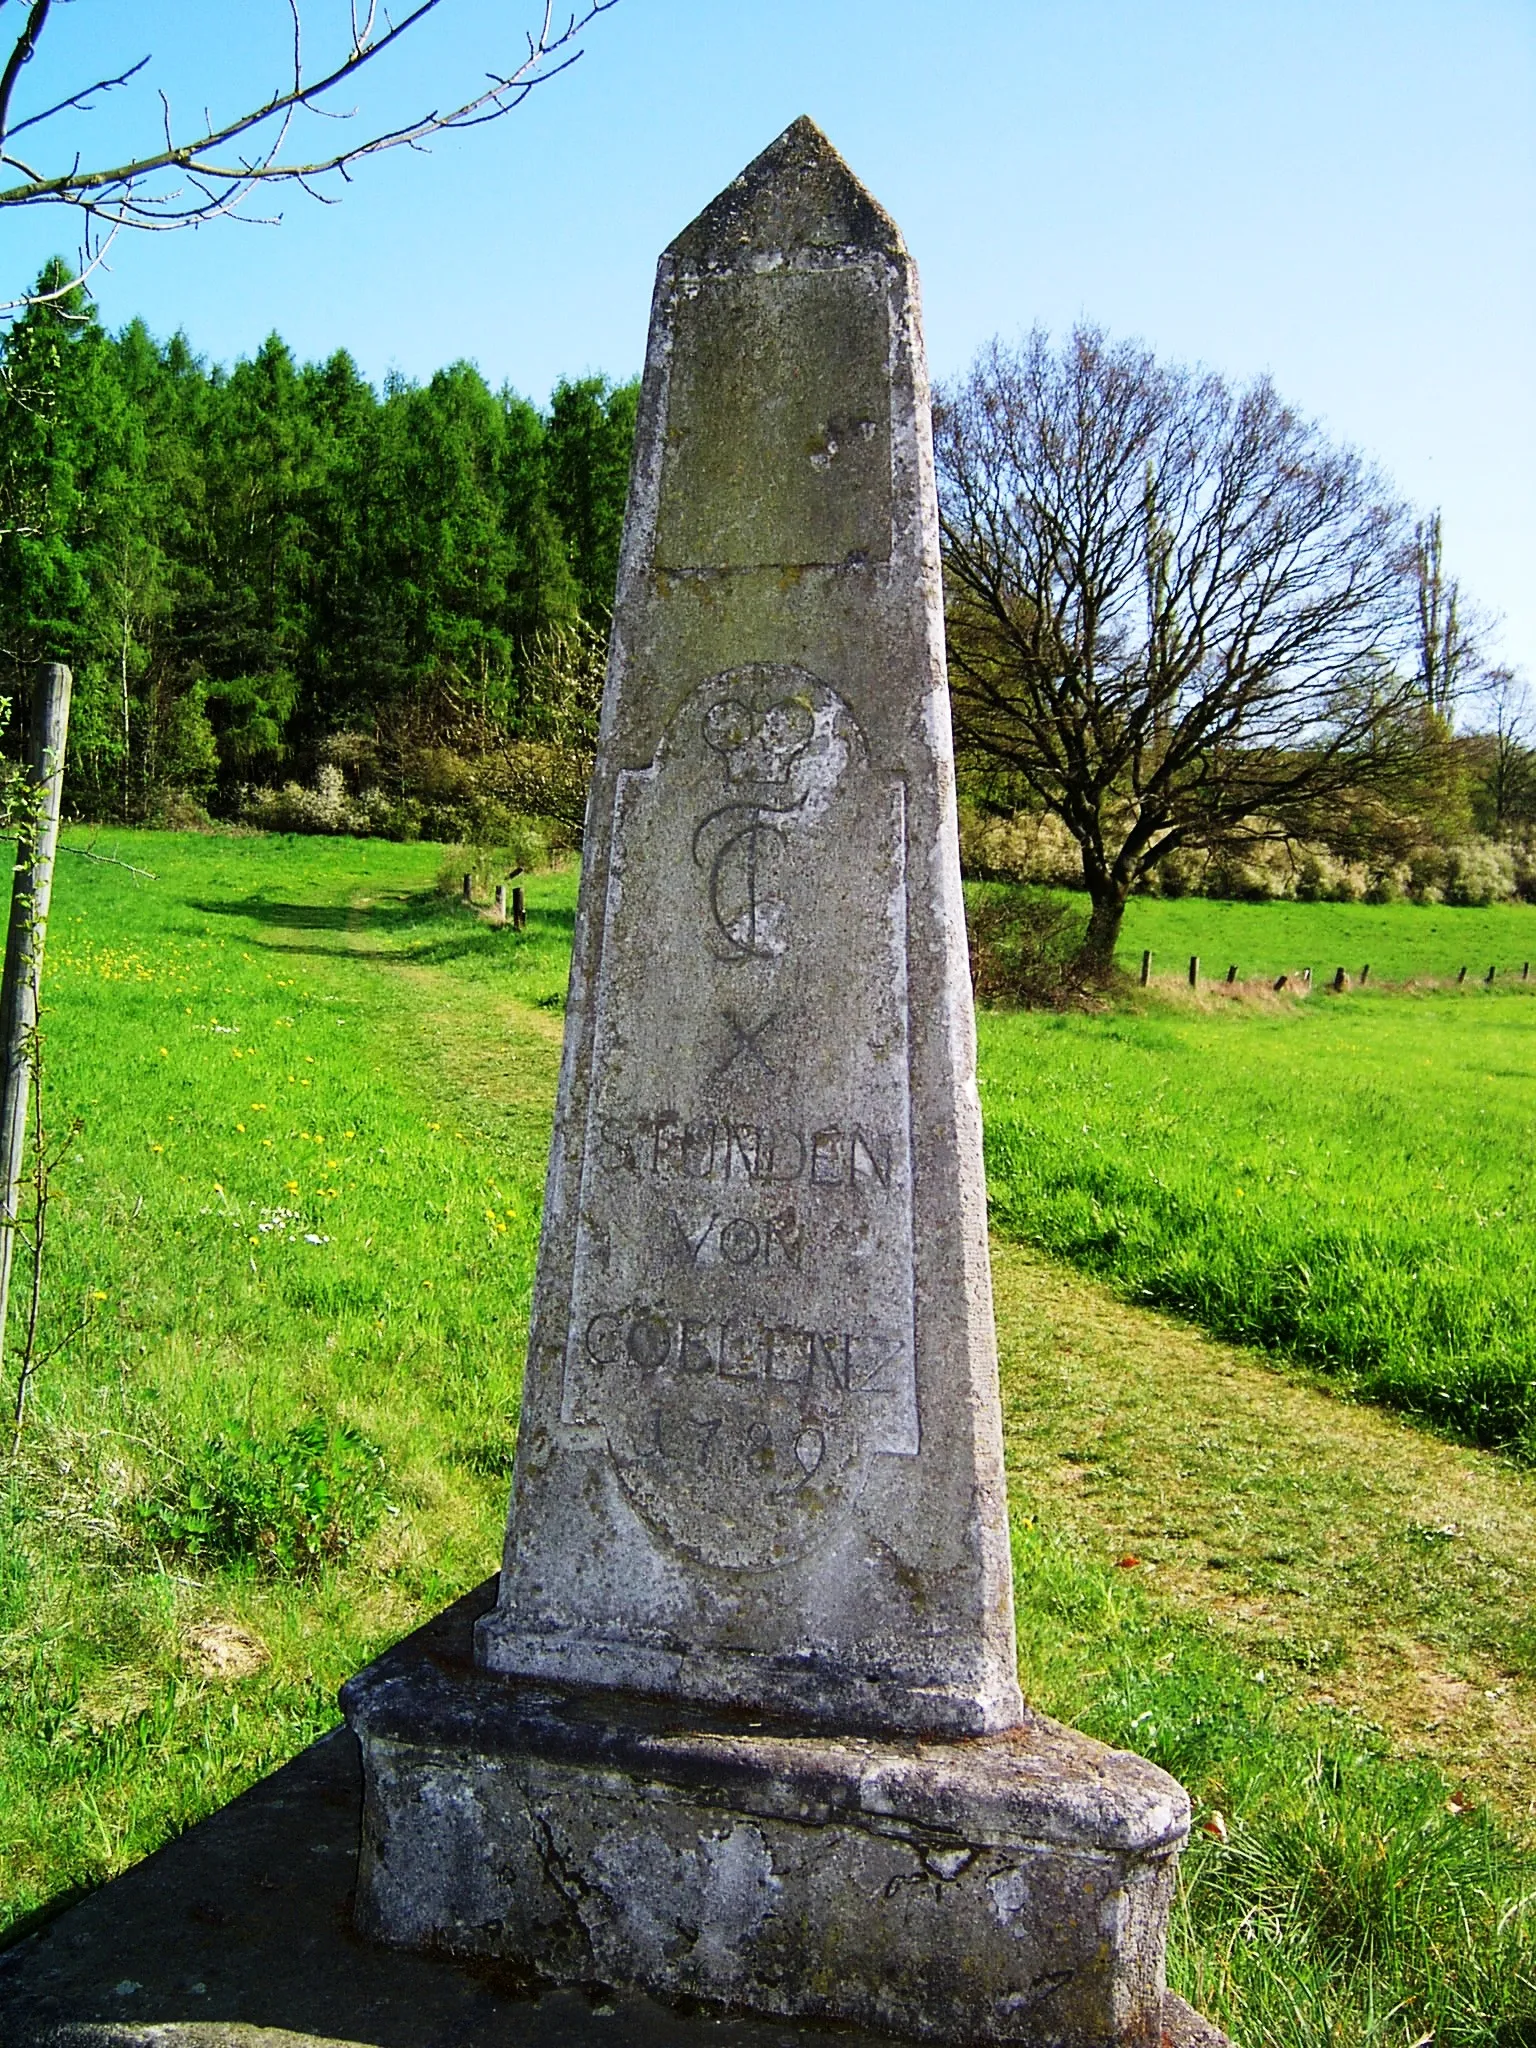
[475, 113, 1021, 1739]
[349, 1584, 1190, 2048]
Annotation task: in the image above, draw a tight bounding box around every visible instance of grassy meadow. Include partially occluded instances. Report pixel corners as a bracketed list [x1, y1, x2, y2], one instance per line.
[982, 903, 1536, 1457]
[0, 832, 572, 1938]
[1118, 891, 1536, 985]
[1, 836, 1535, 2045]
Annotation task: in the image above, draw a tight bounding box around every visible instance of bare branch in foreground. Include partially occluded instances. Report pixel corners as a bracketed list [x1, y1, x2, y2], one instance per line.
[0, 0, 620, 308]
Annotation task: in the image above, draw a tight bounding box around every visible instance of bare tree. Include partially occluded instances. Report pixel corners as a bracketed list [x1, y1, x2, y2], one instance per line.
[0, 0, 619, 307]
[1411, 510, 1478, 722]
[1478, 666, 1534, 837]
[935, 327, 1433, 972]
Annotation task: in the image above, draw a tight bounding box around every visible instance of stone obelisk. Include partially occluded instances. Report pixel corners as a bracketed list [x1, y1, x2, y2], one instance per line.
[474, 116, 1020, 1737]
[345, 121, 1199, 2048]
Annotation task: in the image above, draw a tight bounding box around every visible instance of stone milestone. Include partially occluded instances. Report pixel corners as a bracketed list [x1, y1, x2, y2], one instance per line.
[345, 119, 1199, 2047]
[474, 116, 1021, 1738]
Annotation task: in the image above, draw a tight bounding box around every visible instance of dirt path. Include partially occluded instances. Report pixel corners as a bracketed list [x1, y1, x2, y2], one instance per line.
[993, 1242, 1536, 1837]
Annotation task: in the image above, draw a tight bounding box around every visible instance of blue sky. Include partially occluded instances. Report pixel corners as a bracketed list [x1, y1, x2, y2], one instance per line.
[9, 0, 1534, 684]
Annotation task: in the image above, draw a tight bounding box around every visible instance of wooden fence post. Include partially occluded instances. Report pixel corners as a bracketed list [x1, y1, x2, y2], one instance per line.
[1333, 968, 1346, 992]
[462, 872, 472, 903]
[1524, 963, 1530, 981]
[494, 883, 507, 923]
[1226, 964, 1237, 984]
[0, 663, 72, 1395]
[1486, 966, 1496, 985]
[1457, 966, 1467, 984]
[1274, 975, 1288, 992]
[1140, 949, 1152, 987]
[1188, 955, 1199, 988]
[512, 885, 526, 932]
[1302, 968, 1312, 987]
[1360, 964, 1370, 985]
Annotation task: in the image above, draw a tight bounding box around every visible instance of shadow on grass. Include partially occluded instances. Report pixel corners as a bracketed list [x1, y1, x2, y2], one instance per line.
[186, 895, 408, 933]
[184, 889, 576, 970]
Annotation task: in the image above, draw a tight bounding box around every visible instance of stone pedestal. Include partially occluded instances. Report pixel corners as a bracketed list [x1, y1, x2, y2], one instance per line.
[345, 1596, 1188, 2048]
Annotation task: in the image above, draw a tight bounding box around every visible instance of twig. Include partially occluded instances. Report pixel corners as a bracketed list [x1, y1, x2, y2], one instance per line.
[57, 844, 158, 879]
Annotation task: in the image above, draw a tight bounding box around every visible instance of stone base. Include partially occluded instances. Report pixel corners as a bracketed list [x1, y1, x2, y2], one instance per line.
[342, 1589, 1191, 2048]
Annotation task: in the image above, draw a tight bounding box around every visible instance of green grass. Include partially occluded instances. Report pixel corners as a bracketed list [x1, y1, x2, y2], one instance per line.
[1117, 891, 1536, 984]
[1015, 1529, 1536, 2046]
[995, 1240, 1536, 2043]
[4, 834, 1536, 2046]
[980, 980, 1536, 1456]
[0, 831, 576, 1937]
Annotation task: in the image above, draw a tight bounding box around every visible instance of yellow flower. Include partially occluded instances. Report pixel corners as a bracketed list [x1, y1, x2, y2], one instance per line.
[150, 1143, 164, 1153]
[93, 1290, 108, 1301]
[285, 1180, 299, 1193]
[158, 1047, 169, 1058]
[236, 1123, 246, 1133]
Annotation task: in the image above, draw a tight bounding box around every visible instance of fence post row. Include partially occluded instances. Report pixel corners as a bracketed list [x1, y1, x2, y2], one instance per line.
[0, 664, 73, 1387]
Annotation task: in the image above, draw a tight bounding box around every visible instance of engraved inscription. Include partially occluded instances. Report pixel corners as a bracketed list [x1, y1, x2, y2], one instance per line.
[565, 663, 915, 1571]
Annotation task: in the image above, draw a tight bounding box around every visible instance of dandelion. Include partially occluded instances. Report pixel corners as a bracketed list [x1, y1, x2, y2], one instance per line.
[236, 1123, 246, 1133]
[158, 1047, 169, 1058]
[92, 1290, 108, 1301]
[285, 1180, 299, 1194]
[150, 1143, 164, 1154]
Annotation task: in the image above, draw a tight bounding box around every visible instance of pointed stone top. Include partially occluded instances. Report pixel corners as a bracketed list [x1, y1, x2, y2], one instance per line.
[667, 117, 905, 268]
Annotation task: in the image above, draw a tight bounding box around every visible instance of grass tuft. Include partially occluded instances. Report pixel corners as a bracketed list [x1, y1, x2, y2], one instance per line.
[134, 1417, 389, 1577]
